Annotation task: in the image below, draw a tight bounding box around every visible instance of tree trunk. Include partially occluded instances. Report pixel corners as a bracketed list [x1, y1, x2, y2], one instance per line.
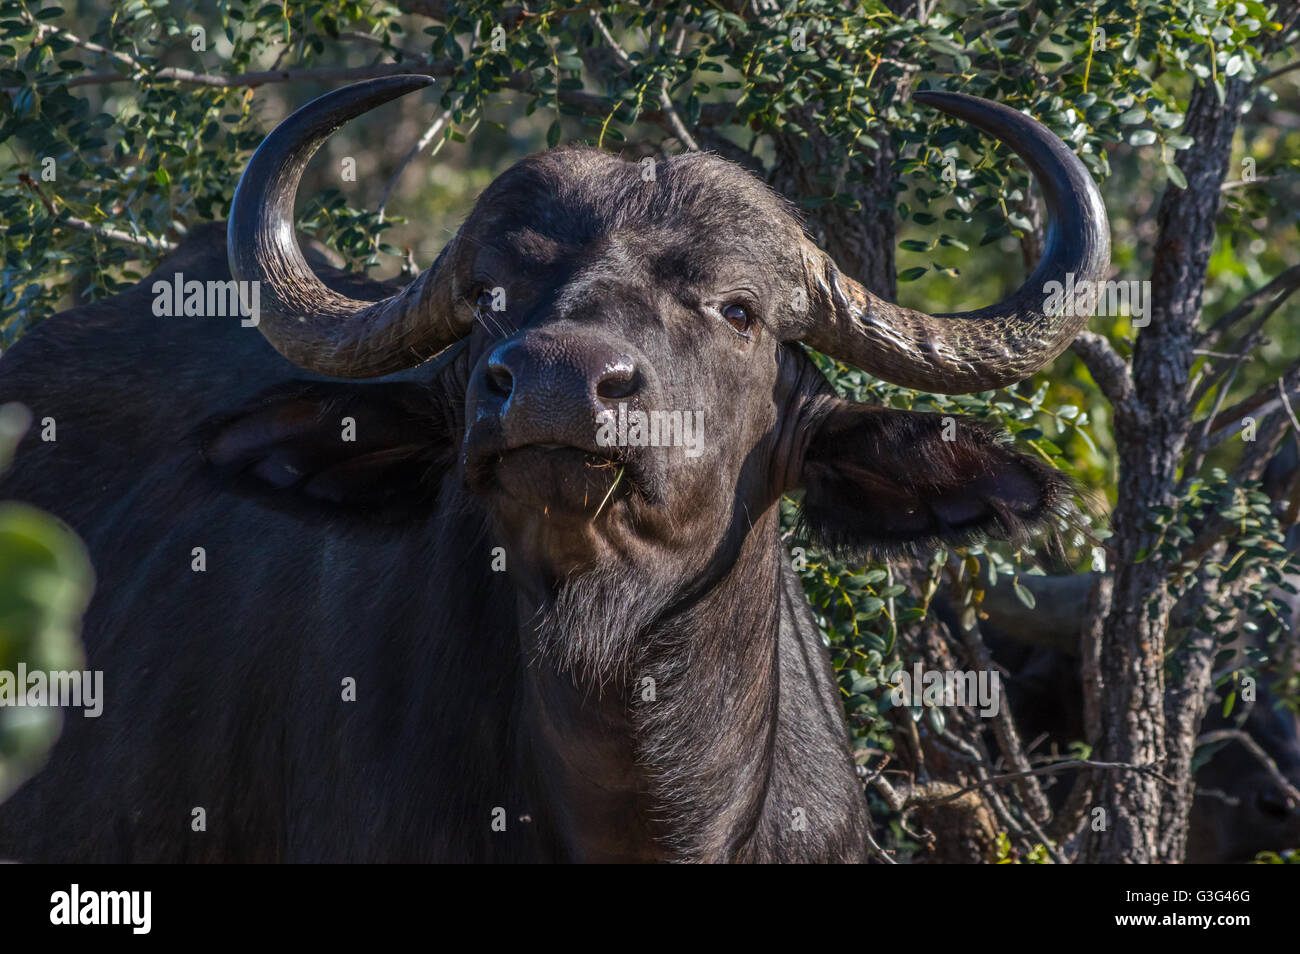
[1079, 78, 1248, 864]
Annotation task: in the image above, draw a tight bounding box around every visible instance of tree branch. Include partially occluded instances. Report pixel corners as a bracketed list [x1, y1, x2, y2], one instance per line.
[1197, 729, 1300, 806]
[377, 98, 460, 221]
[947, 562, 1053, 825]
[19, 174, 176, 252]
[394, 0, 532, 29]
[1070, 331, 1140, 424]
[920, 759, 1178, 810]
[1197, 265, 1300, 348]
[588, 11, 699, 150]
[1255, 59, 1300, 87]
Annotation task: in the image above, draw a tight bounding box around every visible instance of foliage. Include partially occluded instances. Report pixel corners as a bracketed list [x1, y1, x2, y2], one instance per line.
[1253, 848, 1300, 863]
[993, 831, 1050, 863]
[0, 403, 93, 801]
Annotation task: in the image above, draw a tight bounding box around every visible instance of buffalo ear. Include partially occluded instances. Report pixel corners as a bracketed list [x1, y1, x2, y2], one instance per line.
[201, 381, 454, 512]
[796, 400, 1068, 557]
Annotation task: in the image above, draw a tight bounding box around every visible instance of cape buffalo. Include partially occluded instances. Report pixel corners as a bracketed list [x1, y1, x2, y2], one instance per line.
[0, 76, 1108, 862]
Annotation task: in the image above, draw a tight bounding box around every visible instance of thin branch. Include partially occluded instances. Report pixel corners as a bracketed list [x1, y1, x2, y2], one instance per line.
[870, 772, 905, 811]
[65, 59, 459, 90]
[1201, 354, 1300, 454]
[1279, 377, 1300, 440]
[56, 214, 176, 251]
[395, 0, 532, 29]
[1190, 320, 1264, 409]
[1255, 59, 1300, 87]
[1221, 174, 1284, 191]
[1193, 348, 1248, 359]
[338, 29, 427, 61]
[1181, 363, 1300, 564]
[1011, 798, 1069, 865]
[1233, 363, 1300, 485]
[32, 21, 447, 90]
[933, 728, 1035, 846]
[377, 98, 460, 221]
[1182, 360, 1243, 481]
[1197, 729, 1300, 806]
[658, 23, 700, 151]
[863, 826, 896, 864]
[50, 63, 734, 131]
[920, 759, 1178, 810]
[269, 32, 298, 71]
[869, 774, 936, 846]
[33, 22, 131, 67]
[1198, 265, 1300, 348]
[1202, 379, 1285, 445]
[948, 562, 1052, 825]
[588, 11, 699, 151]
[18, 174, 175, 252]
[1070, 331, 1141, 424]
[1183, 268, 1300, 473]
[22, 18, 738, 145]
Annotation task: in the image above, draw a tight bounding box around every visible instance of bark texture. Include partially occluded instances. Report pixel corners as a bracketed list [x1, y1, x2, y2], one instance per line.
[1080, 0, 1300, 857]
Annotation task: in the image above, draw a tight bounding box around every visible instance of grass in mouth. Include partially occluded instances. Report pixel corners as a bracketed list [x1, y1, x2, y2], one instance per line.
[591, 465, 625, 521]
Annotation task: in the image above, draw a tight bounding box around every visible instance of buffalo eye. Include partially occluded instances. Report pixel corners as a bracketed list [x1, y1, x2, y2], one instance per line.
[721, 303, 752, 335]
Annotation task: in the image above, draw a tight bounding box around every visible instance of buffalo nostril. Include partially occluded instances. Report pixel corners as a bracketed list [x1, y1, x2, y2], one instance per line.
[486, 362, 514, 398]
[596, 365, 638, 401]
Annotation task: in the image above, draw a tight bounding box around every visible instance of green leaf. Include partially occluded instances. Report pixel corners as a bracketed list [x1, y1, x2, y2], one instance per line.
[927, 706, 946, 734]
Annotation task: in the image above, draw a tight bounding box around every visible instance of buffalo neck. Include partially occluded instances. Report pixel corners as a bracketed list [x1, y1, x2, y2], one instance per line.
[509, 505, 865, 861]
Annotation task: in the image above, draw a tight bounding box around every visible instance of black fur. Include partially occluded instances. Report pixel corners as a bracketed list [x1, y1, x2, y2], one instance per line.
[0, 147, 1073, 863]
[799, 405, 1071, 559]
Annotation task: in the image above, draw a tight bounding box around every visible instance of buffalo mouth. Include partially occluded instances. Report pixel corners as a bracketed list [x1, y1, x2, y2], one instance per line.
[463, 439, 648, 515]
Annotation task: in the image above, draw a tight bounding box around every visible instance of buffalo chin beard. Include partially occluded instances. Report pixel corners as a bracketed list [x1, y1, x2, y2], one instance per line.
[528, 562, 679, 688]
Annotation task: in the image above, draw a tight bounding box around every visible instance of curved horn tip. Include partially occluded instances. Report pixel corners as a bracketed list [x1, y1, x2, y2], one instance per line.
[912, 89, 977, 108]
[911, 88, 952, 105]
[347, 73, 438, 98]
[288, 74, 437, 124]
[798, 88, 1111, 394]
[226, 74, 460, 379]
[229, 74, 437, 236]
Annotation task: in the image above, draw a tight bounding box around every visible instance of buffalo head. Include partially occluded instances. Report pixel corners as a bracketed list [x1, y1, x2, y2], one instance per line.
[226, 76, 1108, 681]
